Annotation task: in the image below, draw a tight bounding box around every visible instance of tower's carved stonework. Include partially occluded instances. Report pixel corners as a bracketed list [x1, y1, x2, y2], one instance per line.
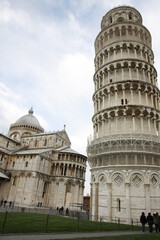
[87, 6, 160, 223]
[0, 108, 86, 208]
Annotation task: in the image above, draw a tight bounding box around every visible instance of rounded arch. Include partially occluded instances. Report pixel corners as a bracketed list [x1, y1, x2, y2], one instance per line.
[130, 172, 144, 187]
[98, 173, 107, 185]
[111, 172, 125, 187]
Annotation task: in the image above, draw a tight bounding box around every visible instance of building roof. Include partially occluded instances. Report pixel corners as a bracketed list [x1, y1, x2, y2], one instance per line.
[14, 148, 53, 155]
[0, 172, 9, 179]
[59, 146, 86, 157]
[0, 147, 11, 154]
[13, 108, 44, 132]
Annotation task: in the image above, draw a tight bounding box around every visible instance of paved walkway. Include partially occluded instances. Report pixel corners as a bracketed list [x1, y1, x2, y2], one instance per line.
[0, 231, 146, 240]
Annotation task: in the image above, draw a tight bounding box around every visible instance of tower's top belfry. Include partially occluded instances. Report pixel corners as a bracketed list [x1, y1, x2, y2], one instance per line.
[101, 6, 142, 29]
[94, 5, 152, 55]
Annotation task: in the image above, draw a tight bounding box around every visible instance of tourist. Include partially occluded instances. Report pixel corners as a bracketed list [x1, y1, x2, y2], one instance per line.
[153, 212, 160, 233]
[9, 201, 12, 208]
[66, 208, 69, 215]
[3, 200, 7, 208]
[147, 212, 154, 233]
[140, 212, 147, 232]
[0, 199, 3, 207]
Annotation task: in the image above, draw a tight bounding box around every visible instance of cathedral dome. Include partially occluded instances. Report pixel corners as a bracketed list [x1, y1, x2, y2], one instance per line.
[15, 108, 42, 129]
[9, 108, 44, 139]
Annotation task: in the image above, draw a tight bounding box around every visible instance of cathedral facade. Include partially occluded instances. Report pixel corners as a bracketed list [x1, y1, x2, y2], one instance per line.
[87, 6, 160, 223]
[0, 108, 86, 209]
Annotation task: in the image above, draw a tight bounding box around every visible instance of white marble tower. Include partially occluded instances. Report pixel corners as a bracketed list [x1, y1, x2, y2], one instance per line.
[87, 6, 160, 223]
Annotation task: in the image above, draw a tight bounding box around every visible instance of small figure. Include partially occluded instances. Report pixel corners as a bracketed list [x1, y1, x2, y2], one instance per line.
[153, 212, 160, 233]
[3, 200, 7, 208]
[147, 212, 154, 233]
[9, 201, 12, 208]
[66, 208, 69, 215]
[140, 212, 147, 232]
[0, 199, 3, 207]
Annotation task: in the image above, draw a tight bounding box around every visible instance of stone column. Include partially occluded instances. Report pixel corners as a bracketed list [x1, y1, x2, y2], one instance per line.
[145, 184, 151, 212]
[107, 183, 112, 221]
[136, 66, 139, 80]
[151, 92, 154, 107]
[108, 117, 111, 134]
[148, 70, 151, 82]
[122, 67, 124, 80]
[123, 111, 127, 133]
[147, 116, 151, 132]
[130, 86, 133, 104]
[115, 88, 118, 105]
[102, 72, 105, 86]
[153, 117, 157, 133]
[102, 54, 105, 65]
[108, 91, 111, 107]
[102, 118, 105, 136]
[125, 183, 131, 224]
[115, 112, 118, 133]
[90, 183, 93, 220]
[134, 47, 137, 58]
[132, 113, 135, 132]
[140, 114, 144, 133]
[122, 85, 125, 103]
[145, 90, 148, 105]
[102, 95, 105, 109]
[129, 65, 132, 79]
[94, 183, 99, 221]
[120, 46, 123, 58]
[138, 85, 141, 104]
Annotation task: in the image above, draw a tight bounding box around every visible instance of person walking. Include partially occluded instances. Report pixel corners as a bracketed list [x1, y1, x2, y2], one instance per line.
[147, 212, 154, 233]
[153, 212, 160, 233]
[140, 212, 147, 232]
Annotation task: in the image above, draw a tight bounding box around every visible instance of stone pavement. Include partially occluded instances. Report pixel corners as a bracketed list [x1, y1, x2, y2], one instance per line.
[0, 231, 146, 240]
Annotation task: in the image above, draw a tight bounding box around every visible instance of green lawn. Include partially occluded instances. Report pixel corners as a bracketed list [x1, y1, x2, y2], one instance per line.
[0, 212, 141, 234]
[63, 234, 160, 240]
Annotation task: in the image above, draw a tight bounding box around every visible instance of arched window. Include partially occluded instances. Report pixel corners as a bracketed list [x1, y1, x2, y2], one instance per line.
[109, 16, 112, 24]
[42, 182, 47, 198]
[6, 141, 9, 148]
[64, 164, 67, 176]
[35, 140, 38, 147]
[129, 13, 132, 20]
[44, 139, 47, 146]
[25, 161, 28, 167]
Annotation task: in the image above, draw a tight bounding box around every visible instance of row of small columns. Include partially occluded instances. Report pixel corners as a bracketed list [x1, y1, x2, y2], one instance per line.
[52, 163, 85, 179]
[58, 153, 86, 164]
[94, 86, 159, 112]
[90, 182, 151, 223]
[93, 112, 160, 137]
[96, 26, 150, 52]
[95, 46, 152, 69]
[95, 65, 157, 90]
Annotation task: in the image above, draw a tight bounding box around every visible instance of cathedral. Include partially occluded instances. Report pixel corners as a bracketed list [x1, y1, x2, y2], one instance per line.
[87, 6, 160, 223]
[0, 108, 87, 208]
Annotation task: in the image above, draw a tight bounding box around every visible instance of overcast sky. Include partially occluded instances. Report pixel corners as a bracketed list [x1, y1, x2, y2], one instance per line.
[0, 0, 160, 195]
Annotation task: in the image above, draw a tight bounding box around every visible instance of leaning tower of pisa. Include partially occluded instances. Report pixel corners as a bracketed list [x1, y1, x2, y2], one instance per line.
[87, 6, 160, 223]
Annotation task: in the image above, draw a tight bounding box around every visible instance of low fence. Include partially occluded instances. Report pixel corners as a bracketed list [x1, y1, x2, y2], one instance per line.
[0, 205, 141, 234]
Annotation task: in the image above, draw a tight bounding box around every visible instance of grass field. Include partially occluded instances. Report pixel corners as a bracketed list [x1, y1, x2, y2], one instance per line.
[65, 235, 160, 240]
[0, 212, 141, 234]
